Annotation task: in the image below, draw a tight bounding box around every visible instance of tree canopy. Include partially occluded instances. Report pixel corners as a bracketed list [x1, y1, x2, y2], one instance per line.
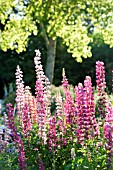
[1, 0, 113, 62]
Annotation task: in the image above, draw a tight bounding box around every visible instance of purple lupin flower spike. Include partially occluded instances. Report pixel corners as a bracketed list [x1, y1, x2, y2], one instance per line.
[96, 61, 107, 119]
[6, 103, 18, 142]
[38, 155, 45, 170]
[6, 103, 27, 170]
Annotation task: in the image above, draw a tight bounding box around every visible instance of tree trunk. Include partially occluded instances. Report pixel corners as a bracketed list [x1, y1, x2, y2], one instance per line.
[45, 38, 56, 83]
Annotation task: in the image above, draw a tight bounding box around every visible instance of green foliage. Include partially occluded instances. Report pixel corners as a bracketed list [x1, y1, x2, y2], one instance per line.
[57, 17, 92, 62]
[1, 0, 113, 61]
[0, 143, 18, 170]
[1, 18, 37, 53]
[3, 92, 16, 108]
[0, 124, 108, 169]
[0, 0, 15, 24]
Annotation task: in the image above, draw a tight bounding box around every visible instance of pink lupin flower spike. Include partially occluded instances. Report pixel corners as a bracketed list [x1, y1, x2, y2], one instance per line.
[96, 61, 107, 119]
[15, 65, 25, 125]
[62, 69, 76, 126]
[34, 50, 47, 143]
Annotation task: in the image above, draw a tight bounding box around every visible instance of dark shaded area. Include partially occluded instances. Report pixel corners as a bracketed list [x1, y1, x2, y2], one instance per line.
[0, 34, 47, 97]
[0, 35, 113, 99]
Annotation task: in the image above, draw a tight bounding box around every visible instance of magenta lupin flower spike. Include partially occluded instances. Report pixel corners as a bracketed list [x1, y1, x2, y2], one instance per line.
[22, 103, 32, 137]
[34, 50, 47, 143]
[104, 104, 113, 167]
[75, 83, 85, 144]
[96, 61, 107, 119]
[83, 77, 92, 139]
[83, 76, 100, 139]
[48, 115, 57, 151]
[18, 141, 27, 170]
[96, 61, 106, 93]
[6, 103, 27, 170]
[75, 77, 100, 144]
[62, 69, 76, 126]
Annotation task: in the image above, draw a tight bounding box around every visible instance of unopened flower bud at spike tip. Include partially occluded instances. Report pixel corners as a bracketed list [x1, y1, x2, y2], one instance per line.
[35, 49, 41, 56]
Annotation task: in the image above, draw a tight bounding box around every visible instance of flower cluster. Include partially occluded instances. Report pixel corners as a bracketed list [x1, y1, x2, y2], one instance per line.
[24, 86, 37, 124]
[22, 103, 32, 137]
[62, 69, 76, 126]
[75, 76, 99, 144]
[104, 104, 113, 167]
[15, 65, 25, 123]
[96, 61, 107, 118]
[6, 103, 27, 170]
[83, 76, 99, 139]
[34, 50, 48, 143]
[75, 83, 84, 144]
[4, 50, 112, 169]
[56, 91, 67, 145]
[48, 116, 57, 151]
